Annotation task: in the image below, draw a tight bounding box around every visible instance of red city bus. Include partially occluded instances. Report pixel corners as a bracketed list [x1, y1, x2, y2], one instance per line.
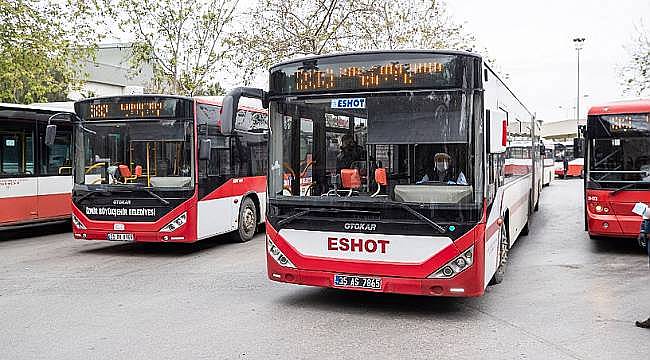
[0, 103, 73, 229]
[66, 95, 268, 243]
[223, 51, 541, 297]
[584, 99, 650, 240]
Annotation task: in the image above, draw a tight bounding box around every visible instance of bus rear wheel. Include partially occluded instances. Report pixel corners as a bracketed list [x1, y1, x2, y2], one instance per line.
[233, 197, 257, 243]
[489, 224, 509, 285]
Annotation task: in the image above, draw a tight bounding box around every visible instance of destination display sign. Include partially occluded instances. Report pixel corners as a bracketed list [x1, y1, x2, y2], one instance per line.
[76, 97, 190, 120]
[588, 113, 650, 138]
[270, 53, 466, 94]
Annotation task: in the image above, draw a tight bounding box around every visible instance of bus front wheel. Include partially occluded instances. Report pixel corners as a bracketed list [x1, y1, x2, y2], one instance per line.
[233, 197, 257, 243]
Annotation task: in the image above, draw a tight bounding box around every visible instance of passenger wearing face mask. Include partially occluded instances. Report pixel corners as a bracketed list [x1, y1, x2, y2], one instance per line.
[418, 152, 467, 185]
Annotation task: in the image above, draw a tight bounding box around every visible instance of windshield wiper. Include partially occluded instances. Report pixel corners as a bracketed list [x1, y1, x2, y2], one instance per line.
[611, 181, 650, 195]
[140, 187, 170, 205]
[277, 208, 314, 227]
[276, 207, 379, 227]
[389, 202, 446, 234]
[75, 188, 111, 203]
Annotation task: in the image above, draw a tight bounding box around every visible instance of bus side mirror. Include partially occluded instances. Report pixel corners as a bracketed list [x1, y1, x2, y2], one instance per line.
[199, 139, 212, 161]
[45, 124, 57, 146]
[220, 95, 235, 136]
[221, 87, 269, 136]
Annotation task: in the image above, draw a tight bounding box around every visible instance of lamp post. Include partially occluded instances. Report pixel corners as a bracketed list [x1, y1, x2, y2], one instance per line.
[573, 37, 586, 121]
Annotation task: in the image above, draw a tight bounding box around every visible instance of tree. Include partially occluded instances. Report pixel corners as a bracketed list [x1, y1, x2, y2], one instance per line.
[230, 0, 481, 84]
[356, 0, 476, 51]
[0, 0, 98, 104]
[105, 0, 238, 96]
[621, 24, 650, 96]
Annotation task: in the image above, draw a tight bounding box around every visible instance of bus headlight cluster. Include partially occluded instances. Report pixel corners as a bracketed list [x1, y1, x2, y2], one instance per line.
[267, 236, 295, 268]
[159, 212, 187, 232]
[71, 214, 86, 230]
[429, 246, 474, 279]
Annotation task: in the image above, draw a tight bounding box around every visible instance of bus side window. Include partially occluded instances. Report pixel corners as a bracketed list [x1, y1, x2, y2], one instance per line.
[40, 125, 72, 176]
[0, 126, 34, 176]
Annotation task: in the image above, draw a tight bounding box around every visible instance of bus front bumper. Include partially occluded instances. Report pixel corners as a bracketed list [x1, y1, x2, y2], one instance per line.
[588, 214, 641, 238]
[266, 253, 484, 297]
[72, 229, 196, 243]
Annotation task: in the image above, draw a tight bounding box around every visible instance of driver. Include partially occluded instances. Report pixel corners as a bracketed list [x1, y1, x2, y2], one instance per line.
[418, 152, 467, 185]
[336, 134, 365, 171]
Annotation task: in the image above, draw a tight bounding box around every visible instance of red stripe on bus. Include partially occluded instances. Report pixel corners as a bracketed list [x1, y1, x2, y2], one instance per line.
[0, 193, 70, 225]
[200, 176, 266, 201]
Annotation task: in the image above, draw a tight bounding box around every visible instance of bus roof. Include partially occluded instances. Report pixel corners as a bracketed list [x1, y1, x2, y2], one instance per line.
[588, 98, 650, 116]
[0, 102, 74, 113]
[195, 96, 265, 113]
[270, 49, 482, 69]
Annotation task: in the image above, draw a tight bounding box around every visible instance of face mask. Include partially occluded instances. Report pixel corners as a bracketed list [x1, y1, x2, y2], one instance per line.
[435, 160, 449, 173]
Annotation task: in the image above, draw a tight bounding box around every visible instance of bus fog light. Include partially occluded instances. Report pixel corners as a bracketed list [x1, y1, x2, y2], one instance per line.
[267, 236, 295, 268]
[429, 245, 474, 279]
[72, 214, 86, 230]
[595, 205, 603, 212]
[442, 267, 454, 277]
[160, 212, 187, 232]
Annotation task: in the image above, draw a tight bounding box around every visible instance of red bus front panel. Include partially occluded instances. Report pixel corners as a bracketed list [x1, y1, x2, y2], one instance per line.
[265, 222, 487, 297]
[71, 196, 198, 243]
[586, 189, 650, 238]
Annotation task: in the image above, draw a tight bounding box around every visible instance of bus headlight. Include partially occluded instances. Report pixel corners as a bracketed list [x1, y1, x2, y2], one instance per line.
[72, 214, 86, 230]
[160, 212, 187, 232]
[267, 236, 295, 268]
[429, 246, 474, 279]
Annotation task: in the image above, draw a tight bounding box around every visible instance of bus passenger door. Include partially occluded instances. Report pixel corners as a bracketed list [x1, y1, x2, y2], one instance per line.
[37, 122, 72, 220]
[0, 125, 37, 224]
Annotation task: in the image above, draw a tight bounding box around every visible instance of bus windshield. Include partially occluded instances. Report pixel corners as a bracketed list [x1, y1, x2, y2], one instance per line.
[588, 113, 650, 187]
[74, 119, 194, 189]
[268, 91, 478, 208]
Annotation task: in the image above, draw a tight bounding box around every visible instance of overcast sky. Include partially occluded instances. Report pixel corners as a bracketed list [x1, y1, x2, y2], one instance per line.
[445, 0, 649, 122]
[111, 1, 648, 121]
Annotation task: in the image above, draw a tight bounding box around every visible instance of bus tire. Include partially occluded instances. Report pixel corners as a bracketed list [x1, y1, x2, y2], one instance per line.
[489, 223, 509, 285]
[233, 197, 257, 243]
[521, 221, 529, 236]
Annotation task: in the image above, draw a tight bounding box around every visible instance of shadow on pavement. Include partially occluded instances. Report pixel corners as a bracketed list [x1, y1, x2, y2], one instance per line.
[278, 287, 469, 317]
[0, 221, 70, 242]
[76, 232, 242, 257]
[589, 236, 646, 255]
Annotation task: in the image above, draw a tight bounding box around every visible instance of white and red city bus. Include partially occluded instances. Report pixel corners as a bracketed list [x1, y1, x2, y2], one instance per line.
[554, 140, 584, 178]
[584, 99, 650, 240]
[223, 50, 540, 297]
[0, 103, 73, 229]
[542, 139, 555, 186]
[66, 95, 268, 243]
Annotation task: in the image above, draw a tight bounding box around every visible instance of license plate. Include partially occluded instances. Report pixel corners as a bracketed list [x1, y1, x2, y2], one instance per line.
[107, 233, 134, 242]
[333, 274, 381, 290]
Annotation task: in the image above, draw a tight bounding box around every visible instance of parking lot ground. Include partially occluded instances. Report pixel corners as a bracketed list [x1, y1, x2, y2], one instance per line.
[1, 179, 648, 360]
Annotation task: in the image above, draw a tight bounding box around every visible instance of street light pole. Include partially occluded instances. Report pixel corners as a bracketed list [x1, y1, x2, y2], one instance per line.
[573, 37, 586, 122]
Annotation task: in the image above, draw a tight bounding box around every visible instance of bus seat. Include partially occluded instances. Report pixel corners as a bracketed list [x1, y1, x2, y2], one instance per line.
[118, 165, 132, 178]
[375, 168, 388, 186]
[341, 169, 361, 189]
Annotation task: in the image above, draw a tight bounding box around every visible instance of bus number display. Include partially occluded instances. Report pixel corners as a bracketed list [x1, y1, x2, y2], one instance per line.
[80, 99, 182, 120]
[295, 62, 446, 92]
[270, 53, 463, 94]
[88, 102, 164, 119]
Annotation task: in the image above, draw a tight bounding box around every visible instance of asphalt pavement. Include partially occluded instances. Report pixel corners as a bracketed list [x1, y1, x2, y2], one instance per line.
[0, 179, 648, 360]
